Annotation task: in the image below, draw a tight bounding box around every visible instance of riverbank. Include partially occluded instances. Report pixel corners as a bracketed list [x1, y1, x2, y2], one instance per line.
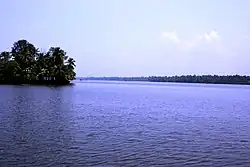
[78, 75, 250, 85]
[0, 80, 71, 86]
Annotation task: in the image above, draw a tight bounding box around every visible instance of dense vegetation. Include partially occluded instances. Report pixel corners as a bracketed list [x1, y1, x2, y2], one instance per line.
[0, 40, 76, 85]
[81, 75, 250, 85]
[148, 75, 250, 85]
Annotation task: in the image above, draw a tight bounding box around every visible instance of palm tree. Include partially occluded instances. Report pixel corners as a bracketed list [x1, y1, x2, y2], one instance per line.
[0, 51, 12, 80]
[0, 39, 77, 85]
[11, 40, 38, 81]
[64, 58, 76, 80]
[48, 47, 67, 66]
[0, 51, 11, 63]
[66, 58, 76, 70]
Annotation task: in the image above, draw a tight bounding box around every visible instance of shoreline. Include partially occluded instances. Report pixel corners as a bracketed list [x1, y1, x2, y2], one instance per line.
[0, 80, 73, 86]
[78, 75, 250, 86]
[77, 79, 250, 86]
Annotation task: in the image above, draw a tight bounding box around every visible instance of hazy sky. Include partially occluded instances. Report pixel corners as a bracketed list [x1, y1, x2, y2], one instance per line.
[0, 0, 250, 76]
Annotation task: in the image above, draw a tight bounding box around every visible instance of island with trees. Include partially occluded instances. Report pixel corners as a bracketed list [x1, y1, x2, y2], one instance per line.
[0, 39, 76, 85]
[80, 75, 250, 85]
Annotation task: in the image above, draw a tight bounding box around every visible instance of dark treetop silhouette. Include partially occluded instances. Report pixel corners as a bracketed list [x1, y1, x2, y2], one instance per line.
[0, 39, 76, 85]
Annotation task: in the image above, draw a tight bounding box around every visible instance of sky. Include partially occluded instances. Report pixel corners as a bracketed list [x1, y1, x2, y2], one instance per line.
[0, 0, 250, 77]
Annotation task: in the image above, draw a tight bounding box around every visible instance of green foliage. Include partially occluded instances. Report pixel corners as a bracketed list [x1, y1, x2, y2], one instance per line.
[148, 75, 250, 85]
[0, 39, 76, 85]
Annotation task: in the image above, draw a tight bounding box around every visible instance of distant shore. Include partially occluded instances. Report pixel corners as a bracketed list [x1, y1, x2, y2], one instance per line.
[77, 75, 250, 85]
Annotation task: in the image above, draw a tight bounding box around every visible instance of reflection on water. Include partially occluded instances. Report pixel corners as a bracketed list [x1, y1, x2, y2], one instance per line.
[0, 82, 250, 167]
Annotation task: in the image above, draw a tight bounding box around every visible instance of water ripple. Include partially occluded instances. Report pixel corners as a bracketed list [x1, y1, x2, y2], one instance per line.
[0, 83, 250, 166]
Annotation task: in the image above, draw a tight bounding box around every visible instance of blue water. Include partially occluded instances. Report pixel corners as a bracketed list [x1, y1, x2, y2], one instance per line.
[0, 81, 250, 166]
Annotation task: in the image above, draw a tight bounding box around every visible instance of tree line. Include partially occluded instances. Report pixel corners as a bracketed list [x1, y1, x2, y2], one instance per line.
[148, 75, 250, 85]
[82, 75, 250, 85]
[0, 39, 76, 85]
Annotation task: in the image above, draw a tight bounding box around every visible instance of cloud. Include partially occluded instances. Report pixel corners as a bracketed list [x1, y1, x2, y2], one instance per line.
[162, 30, 220, 44]
[160, 30, 249, 60]
[161, 30, 221, 51]
[162, 31, 180, 43]
[199, 30, 220, 42]
[148, 30, 250, 75]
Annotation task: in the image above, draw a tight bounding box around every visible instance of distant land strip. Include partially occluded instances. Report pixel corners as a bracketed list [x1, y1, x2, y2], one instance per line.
[77, 75, 250, 85]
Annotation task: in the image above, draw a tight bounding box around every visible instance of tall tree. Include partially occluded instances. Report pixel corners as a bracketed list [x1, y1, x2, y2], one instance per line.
[11, 40, 39, 81]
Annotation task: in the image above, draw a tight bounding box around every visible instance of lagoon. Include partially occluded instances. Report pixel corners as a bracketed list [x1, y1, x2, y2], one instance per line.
[1, 81, 250, 166]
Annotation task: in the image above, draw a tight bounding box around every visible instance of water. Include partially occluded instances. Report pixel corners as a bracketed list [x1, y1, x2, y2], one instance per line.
[0, 81, 250, 167]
